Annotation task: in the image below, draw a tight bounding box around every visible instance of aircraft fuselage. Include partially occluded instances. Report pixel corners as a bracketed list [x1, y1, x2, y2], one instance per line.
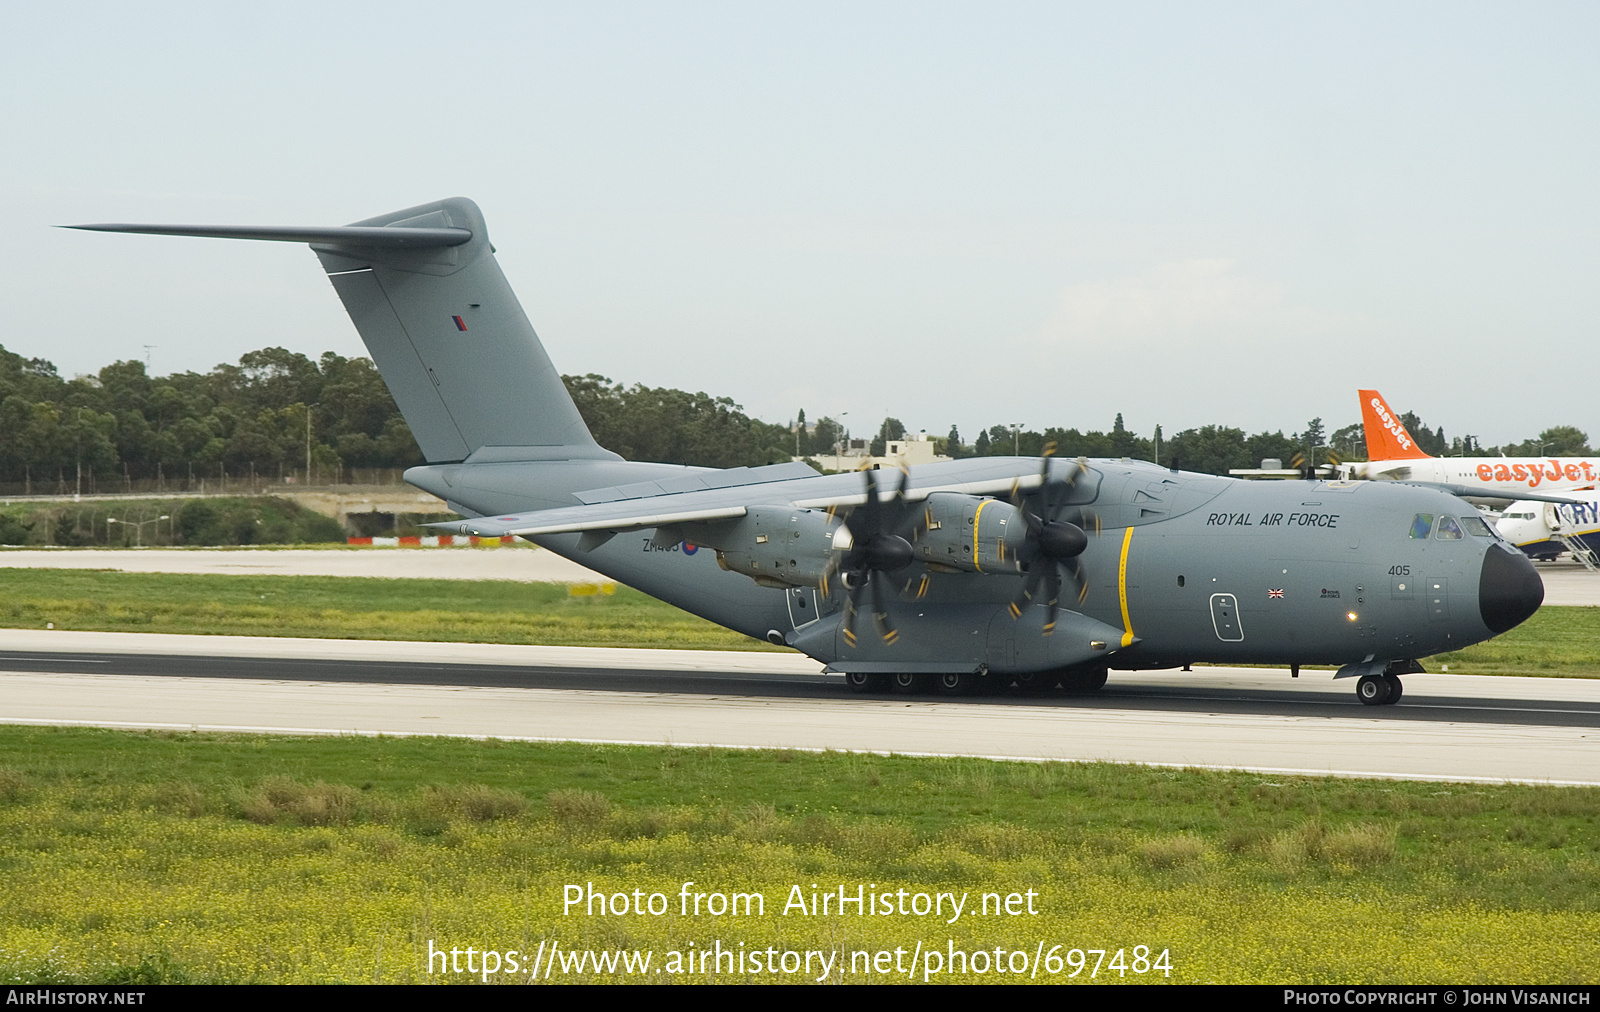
[407, 456, 1540, 676]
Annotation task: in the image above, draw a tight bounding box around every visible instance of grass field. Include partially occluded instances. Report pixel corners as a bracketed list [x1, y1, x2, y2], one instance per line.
[0, 727, 1595, 984]
[1, 568, 1597, 674]
[0, 567, 782, 651]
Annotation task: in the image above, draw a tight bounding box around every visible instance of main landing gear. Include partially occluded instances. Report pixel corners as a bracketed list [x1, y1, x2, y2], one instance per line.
[843, 664, 1107, 697]
[1356, 673, 1404, 706]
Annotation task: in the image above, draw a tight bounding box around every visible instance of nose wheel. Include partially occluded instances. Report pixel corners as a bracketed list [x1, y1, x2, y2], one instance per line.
[1356, 673, 1403, 706]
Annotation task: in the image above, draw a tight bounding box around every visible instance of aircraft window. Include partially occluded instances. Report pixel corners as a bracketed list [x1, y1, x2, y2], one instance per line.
[1460, 516, 1494, 537]
[1435, 516, 1464, 540]
[1409, 514, 1434, 539]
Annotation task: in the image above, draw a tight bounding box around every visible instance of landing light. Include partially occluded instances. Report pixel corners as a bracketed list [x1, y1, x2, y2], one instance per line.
[1346, 611, 1358, 622]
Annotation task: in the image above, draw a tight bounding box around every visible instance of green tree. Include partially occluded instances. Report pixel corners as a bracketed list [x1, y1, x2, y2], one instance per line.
[1165, 426, 1251, 475]
[945, 425, 965, 458]
[1508, 426, 1591, 457]
[1330, 422, 1365, 461]
[869, 417, 905, 456]
[811, 416, 842, 457]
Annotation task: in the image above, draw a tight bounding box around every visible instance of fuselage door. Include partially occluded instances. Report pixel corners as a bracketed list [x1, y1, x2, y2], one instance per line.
[1209, 592, 1244, 642]
[786, 587, 821, 630]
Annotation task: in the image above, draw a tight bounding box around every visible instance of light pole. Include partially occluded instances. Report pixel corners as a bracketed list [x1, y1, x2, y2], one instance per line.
[74, 407, 86, 500]
[305, 402, 320, 486]
[1010, 422, 1025, 456]
[107, 515, 169, 548]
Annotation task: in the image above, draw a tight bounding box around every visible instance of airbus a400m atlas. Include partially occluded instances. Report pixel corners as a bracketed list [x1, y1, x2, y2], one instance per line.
[72, 198, 1545, 706]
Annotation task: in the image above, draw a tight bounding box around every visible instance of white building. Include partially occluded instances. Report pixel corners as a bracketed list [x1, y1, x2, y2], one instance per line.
[802, 430, 951, 472]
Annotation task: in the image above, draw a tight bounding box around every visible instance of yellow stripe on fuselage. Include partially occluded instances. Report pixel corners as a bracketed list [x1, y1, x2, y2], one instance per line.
[1118, 526, 1135, 648]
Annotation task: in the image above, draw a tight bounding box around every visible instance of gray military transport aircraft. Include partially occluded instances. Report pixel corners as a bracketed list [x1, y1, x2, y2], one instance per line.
[72, 197, 1545, 706]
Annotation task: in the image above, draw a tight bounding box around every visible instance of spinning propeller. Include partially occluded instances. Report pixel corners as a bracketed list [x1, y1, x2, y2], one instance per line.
[830, 468, 920, 647]
[1008, 445, 1093, 636]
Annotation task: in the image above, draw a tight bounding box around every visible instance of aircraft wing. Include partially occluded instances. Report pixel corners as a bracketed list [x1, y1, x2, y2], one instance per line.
[1396, 481, 1581, 505]
[427, 467, 1053, 538]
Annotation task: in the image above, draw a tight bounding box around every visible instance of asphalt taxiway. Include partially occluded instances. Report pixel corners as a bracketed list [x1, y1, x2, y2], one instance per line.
[3, 630, 1596, 786]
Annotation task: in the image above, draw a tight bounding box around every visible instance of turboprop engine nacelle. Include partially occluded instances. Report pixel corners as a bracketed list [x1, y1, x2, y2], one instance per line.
[673, 506, 841, 589]
[910, 492, 1026, 574]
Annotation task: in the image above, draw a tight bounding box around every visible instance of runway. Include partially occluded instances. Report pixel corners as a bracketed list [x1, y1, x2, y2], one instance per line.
[3, 630, 1597, 786]
[1532, 559, 1600, 606]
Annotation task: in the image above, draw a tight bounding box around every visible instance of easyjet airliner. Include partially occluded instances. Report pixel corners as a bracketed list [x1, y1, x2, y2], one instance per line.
[1352, 389, 1598, 496]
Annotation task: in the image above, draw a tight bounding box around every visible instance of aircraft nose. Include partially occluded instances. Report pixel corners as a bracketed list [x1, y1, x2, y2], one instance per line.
[1478, 543, 1544, 634]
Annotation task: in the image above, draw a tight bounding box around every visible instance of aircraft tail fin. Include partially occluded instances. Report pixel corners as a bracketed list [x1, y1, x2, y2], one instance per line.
[71, 197, 614, 464]
[1358, 389, 1432, 461]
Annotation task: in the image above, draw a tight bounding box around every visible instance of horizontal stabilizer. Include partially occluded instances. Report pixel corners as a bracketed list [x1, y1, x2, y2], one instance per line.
[64, 223, 472, 249]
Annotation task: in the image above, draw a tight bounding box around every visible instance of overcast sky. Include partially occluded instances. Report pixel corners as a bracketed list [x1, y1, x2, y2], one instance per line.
[3, 2, 1595, 447]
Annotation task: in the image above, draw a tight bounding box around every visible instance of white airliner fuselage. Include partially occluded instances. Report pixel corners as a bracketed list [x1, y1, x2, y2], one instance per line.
[1352, 456, 1600, 494]
[1355, 389, 1598, 498]
[1496, 493, 1600, 561]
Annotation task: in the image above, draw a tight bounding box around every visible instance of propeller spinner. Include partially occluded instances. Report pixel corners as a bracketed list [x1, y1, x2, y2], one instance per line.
[835, 468, 920, 646]
[1008, 446, 1092, 635]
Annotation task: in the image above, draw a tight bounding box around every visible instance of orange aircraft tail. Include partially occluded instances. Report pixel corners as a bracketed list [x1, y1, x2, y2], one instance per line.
[1358, 389, 1433, 461]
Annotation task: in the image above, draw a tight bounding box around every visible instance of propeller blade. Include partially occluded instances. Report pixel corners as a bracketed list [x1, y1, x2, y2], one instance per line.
[841, 580, 865, 647]
[1042, 566, 1062, 636]
[818, 553, 838, 598]
[1044, 457, 1085, 522]
[1008, 565, 1045, 619]
[870, 575, 898, 645]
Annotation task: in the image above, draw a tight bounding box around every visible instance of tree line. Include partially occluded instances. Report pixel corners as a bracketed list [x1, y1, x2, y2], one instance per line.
[0, 346, 798, 489]
[800, 412, 1591, 474]
[0, 343, 1589, 491]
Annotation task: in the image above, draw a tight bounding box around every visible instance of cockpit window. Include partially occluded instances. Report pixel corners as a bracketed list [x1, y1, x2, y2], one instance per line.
[1460, 515, 1494, 537]
[1435, 515, 1464, 540]
[1409, 514, 1434, 539]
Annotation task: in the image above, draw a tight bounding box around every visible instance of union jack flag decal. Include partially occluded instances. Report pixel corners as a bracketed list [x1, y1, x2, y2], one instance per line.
[1268, 588, 1284, 599]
